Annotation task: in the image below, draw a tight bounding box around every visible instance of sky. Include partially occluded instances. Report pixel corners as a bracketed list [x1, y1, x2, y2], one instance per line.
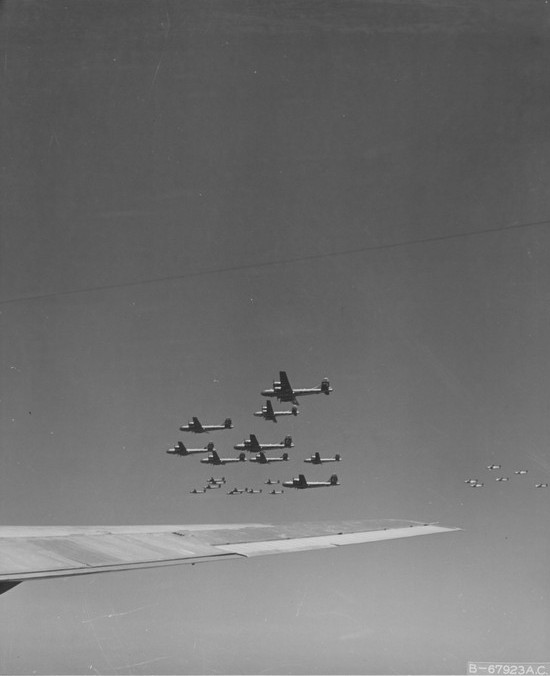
[1, 0, 550, 673]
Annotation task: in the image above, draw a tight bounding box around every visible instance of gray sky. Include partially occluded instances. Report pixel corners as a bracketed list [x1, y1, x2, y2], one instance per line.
[1, 1, 550, 673]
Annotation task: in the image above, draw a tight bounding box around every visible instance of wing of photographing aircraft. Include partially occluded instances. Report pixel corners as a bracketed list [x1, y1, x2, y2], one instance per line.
[0, 519, 459, 595]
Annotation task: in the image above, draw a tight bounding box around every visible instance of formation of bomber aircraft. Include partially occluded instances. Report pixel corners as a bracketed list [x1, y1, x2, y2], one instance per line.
[167, 371, 342, 495]
[465, 463, 547, 490]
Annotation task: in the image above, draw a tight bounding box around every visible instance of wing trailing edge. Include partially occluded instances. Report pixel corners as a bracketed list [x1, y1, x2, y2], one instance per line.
[0, 520, 460, 591]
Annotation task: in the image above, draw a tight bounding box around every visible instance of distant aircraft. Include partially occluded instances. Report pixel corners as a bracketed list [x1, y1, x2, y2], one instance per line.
[471, 482, 484, 488]
[0, 519, 460, 595]
[265, 478, 280, 485]
[234, 434, 293, 452]
[464, 479, 478, 484]
[487, 464, 501, 470]
[282, 474, 339, 489]
[166, 441, 214, 456]
[254, 400, 299, 423]
[245, 488, 262, 494]
[515, 470, 528, 475]
[200, 450, 246, 466]
[261, 371, 332, 405]
[227, 487, 245, 495]
[207, 476, 226, 485]
[204, 483, 221, 490]
[304, 452, 341, 464]
[495, 477, 509, 482]
[189, 488, 205, 494]
[535, 483, 548, 488]
[269, 489, 284, 494]
[180, 417, 233, 433]
[249, 451, 289, 464]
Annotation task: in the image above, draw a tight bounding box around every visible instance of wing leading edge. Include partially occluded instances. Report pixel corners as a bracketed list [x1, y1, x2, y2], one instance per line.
[0, 519, 459, 592]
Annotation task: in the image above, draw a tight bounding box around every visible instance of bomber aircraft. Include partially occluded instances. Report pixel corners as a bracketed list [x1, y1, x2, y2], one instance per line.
[515, 470, 528, 475]
[200, 450, 247, 466]
[234, 434, 293, 452]
[207, 476, 226, 485]
[265, 478, 280, 485]
[261, 371, 332, 405]
[166, 441, 214, 456]
[245, 488, 262, 494]
[535, 483, 548, 488]
[0, 519, 459, 596]
[464, 479, 478, 485]
[249, 451, 289, 464]
[304, 452, 341, 464]
[180, 417, 233, 433]
[495, 477, 509, 482]
[190, 488, 205, 494]
[269, 489, 284, 494]
[487, 464, 501, 470]
[470, 482, 484, 488]
[254, 400, 299, 423]
[227, 487, 245, 495]
[282, 474, 339, 489]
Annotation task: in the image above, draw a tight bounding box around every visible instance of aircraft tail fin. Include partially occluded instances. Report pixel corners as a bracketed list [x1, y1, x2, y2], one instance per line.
[282, 452, 289, 461]
[297, 474, 308, 488]
[178, 441, 187, 454]
[321, 378, 331, 394]
[291, 405, 299, 416]
[330, 474, 339, 485]
[284, 436, 293, 448]
[314, 452, 321, 461]
[238, 452, 246, 462]
[224, 418, 232, 429]
[335, 454, 341, 462]
[206, 441, 215, 452]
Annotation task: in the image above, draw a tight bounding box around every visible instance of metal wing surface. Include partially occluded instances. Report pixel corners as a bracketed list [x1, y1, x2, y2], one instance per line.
[279, 371, 293, 397]
[0, 520, 459, 592]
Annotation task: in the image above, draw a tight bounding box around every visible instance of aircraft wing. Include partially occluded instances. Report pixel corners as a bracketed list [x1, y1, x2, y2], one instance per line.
[0, 519, 459, 593]
[192, 417, 204, 432]
[279, 371, 294, 398]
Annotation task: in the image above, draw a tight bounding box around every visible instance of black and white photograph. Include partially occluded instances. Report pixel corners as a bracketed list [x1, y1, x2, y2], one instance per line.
[1, 1, 550, 674]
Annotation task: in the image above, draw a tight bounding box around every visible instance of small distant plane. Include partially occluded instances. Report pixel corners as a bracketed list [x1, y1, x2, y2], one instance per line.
[204, 483, 221, 490]
[470, 482, 484, 488]
[254, 401, 299, 423]
[515, 470, 528, 475]
[265, 478, 280, 485]
[166, 441, 214, 456]
[207, 476, 226, 485]
[245, 488, 262, 494]
[495, 477, 509, 482]
[249, 451, 289, 464]
[189, 488, 205, 494]
[234, 434, 293, 452]
[304, 452, 341, 465]
[269, 489, 284, 494]
[180, 417, 233, 433]
[464, 479, 478, 485]
[487, 464, 501, 470]
[200, 451, 247, 466]
[535, 483, 548, 488]
[282, 474, 339, 489]
[227, 487, 245, 495]
[261, 371, 332, 405]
